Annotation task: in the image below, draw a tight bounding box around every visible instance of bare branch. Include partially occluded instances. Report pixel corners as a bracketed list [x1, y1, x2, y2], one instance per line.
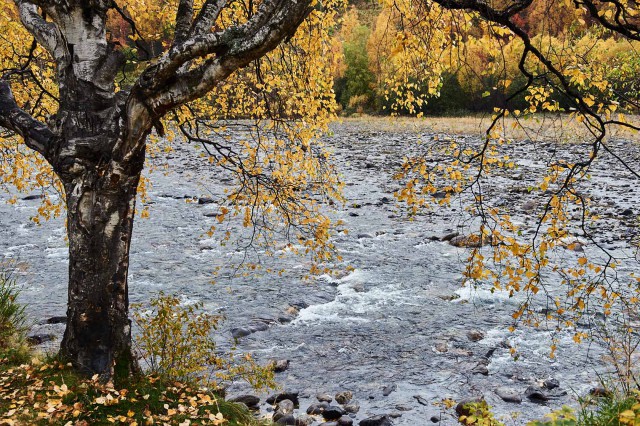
[0, 79, 54, 157]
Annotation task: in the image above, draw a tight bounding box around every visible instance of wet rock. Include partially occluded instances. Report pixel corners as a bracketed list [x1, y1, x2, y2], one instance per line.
[317, 393, 333, 403]
[430, 415, 440, 423]
[335, 391, 353, 405]
[267, 391, 300, 407]
[495, 387, 522, 403]
[198, 197, 214, 204]
[307, 402, 330, 415]
[621, 208, 633, 216]
[543, 378, 560, 390]
[343, 403, 360, 414]
[471, 359, 489, 375]
[338, 415, 354, 426]
[394, 404, 412, 411]
[319, 422, 338, 426]
[521, 200, 537, 212]
[590, 386, 611, 397]
[467, 330, 485, 342]
[27, 333, 55, 345]
[231, 322, 269, 339]
[22, 194, 44, 200]
[440, 232, 459, 242]
[359, 415, 393, 426]
[455, 397, 485, 417]
[449, 234, 491, 248]
[323, 406, 346, 420]
[413, 395, 429, 406]
[525, 386, 550, 402]
[46, 316, 67, 324]
[357, 233, 374, 239]
[388, 412, 402, 419]
[271, 359, 290, 372]
[296, 415, 314, 426]
[382, 384, 397, 396]
[275, 414, 296, 425]
[227, 395, 260, 407]
[277, 399, 295, 414]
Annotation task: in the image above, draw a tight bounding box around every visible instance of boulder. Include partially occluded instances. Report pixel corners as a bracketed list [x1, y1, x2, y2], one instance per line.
[267, 391, 300, 407]
[323, 406, 346, 421]
[307, 402, 330, 415]
[227, 395, 260, 407]
[495, 387, 522, 403]
[359, 415, 393, 426]
[335, 391, 353, 405]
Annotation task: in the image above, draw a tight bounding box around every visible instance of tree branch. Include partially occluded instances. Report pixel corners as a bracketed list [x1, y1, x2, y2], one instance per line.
[0, 79, 54, 157]
[173, 0, 195, 46]
[14, 0, 68, 64]
[189, 0, 227, 37]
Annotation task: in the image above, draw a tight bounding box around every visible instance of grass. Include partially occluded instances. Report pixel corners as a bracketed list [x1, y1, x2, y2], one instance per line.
[339, 114, 640, 141]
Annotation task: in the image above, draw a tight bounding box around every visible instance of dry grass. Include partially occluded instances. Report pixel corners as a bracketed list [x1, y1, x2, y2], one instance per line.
[340, 114, 640, 142]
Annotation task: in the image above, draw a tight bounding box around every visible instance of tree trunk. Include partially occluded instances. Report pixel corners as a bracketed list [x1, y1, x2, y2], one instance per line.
[59, 154, 143, 380]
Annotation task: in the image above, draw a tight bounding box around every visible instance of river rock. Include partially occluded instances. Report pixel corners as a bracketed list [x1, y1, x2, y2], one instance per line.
[22, 194, 43, 200]
[543, 378, 559, 390]
[359, 415, 393, 426]
[449, 234, 491, 248]
[267, 391, 300, 407]
[227, 394, 260, 407]
[590, 386, 611, 397]
[27, 333, 55, 345]
[296, 415, 314, 426]
[198, 197, 214, 204]
[317, 393, 333, 403]
[466, 330, 485, 342]
[525, 386, 549, 402]
[413, 395, 429, 406]
[323, 405, 346, 420]
[272, 359, 290, 372]
[335, 391, 353, 404]
[307, 402, 329, 415]
[382, 384, 397, 396]
[275, 414, 296, 425]
[495, 387, 522, 403]
[430, 415, 440, 423]
[319, 422, 338, 426]
[277, 399, 295, 414]
[46, 316, 67, 324]
[440, 232, 459, 242]
[343, 403, 360, 414]
[455, 397, 485, 417]
[338, 415, 354, 425]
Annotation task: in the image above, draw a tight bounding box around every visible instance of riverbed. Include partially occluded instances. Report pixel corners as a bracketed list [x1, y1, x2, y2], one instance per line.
[3, 119, 640, 425]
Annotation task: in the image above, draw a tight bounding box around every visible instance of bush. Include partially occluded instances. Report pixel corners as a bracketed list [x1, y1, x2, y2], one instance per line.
[0, 270, 26, 349]
[132, 292, 275, 390]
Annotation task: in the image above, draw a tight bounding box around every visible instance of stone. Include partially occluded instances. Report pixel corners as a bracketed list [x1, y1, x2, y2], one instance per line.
[394, 404, 412, 412]
[227, 395, 260, 407]
[335, 391, 353, 405]
[466, 330, 485, 342]
[22, 194, 43, 200]
[317, 393, 333, 403]
[525, 386, 549, 402]
[495, 387, 522, 403]
[275, 414, 297, 425]
[388, 412, 402, 418]
[359, 415, 393, 426]
[272, 359, 290, 372]
[455, 397, 485, 417]
[267, 391, 300, 407]
[307, 402, 330, 415]
[338, 415, 354, 426]
[323, 406, 346, 420]
[449, 234, 491, 248]
[278, 399, 295, 414]
[296, 415, 315, 426]
[440, 232, 459, 242]
[430, 416, 440, 423]
[27, 333, 55, 345]
[46, 316, 67, 324]
[198, 197, 215, 204]
[319, 422, 338, 426]
[343, 403, 360, 414]
[382, 384, 397, 396]
[413, 395, 429, 406]
[543, 378, 559, 390]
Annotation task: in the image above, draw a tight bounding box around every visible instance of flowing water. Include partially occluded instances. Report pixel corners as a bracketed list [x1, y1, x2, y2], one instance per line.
[3, 121, 640, 425]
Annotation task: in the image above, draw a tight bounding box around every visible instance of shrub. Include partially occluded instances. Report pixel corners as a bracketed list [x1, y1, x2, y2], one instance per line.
[132, 292, 275, 390]
[0, 270, 26, 349]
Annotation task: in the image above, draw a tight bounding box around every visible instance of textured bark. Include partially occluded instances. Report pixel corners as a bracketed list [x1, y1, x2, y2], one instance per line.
[1, 0, 313, 381]
[60, 157, 143, 378]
